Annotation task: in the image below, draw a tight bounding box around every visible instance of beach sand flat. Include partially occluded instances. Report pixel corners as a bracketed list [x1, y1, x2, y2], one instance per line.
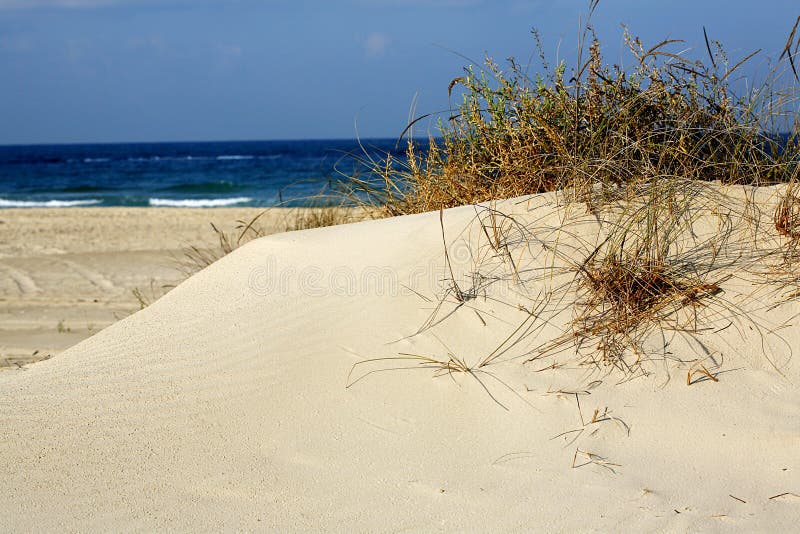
[0, 207, 281, 368]
[1, 194, 798, 531]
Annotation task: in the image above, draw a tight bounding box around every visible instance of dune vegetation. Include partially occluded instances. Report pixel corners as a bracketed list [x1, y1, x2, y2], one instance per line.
[186, 3, 800, 380]
[341, 2, 800, 379]
[180, 197, 355, 275]
[350, 3, 800, 213]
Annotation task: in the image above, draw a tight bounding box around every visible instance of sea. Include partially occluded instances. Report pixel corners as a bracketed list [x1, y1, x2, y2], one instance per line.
[0, 139, 415, 208]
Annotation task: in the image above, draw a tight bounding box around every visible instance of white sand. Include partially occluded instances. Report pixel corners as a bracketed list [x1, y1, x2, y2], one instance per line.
[0, 207, 317, 366]
[1, 193, 798, 531]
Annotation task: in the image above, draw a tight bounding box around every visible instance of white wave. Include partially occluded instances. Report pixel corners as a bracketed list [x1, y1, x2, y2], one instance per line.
[148, 197, 252, 207]
[127, 156, 165, 162]
[216, 155, 254, 160]
[83, 158, 110, 163]
[127, 156, 212, 162]
[0, 198, 102, 208]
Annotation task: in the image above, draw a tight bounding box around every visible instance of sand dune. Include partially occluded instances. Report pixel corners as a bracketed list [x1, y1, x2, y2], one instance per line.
[1, 195, 798, 531]
[0, 207, 290, 367]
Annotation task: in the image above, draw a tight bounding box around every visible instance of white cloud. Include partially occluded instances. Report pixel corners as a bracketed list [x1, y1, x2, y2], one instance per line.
[364, 32, 389, 59]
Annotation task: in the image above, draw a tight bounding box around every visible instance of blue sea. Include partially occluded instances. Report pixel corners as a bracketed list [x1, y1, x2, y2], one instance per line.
[0, 139, 413, 208]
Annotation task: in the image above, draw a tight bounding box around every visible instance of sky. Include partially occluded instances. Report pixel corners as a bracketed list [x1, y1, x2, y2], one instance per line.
[0, 0, 798, 144]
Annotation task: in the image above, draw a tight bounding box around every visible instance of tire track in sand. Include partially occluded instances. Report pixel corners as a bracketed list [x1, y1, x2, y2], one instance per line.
[59, 259, 115, 291]
[0, 263, 41, 294]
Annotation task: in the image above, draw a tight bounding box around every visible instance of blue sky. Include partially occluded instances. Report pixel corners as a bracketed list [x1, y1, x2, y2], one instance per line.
[0, 0, 797, 144]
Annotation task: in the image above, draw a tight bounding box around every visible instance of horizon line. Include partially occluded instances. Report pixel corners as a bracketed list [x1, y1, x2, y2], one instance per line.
[0, 135, 443, 148]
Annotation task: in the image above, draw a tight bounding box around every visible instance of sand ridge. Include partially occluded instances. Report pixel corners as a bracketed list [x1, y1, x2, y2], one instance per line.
[1, 196, 798, 531]
[0, 207, 301, 367]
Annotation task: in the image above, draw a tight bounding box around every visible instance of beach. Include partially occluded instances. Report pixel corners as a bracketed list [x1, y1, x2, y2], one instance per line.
[1, 191, 798, 531]
[0, 207, 284, 369]
[5, 0, 800, 530]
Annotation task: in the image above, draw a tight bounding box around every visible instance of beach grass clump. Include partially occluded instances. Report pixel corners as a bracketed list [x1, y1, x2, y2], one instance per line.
[558, 180, 726, 371]
[179, 200, 353, 275]
[573, 243, 722, 371]
[282, 204, 352, 232]
[775, 181, 800, 259]
[351, 5, 800, 215]
[770, 180, 800, 298]
[775, 189, 800, 239]
[348, 6, 800, 388]
[178, 221, 248, 275]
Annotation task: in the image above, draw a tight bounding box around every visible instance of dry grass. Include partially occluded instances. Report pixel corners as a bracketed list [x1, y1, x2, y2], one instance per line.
[572, 250, 723, 372]
[341, 5, 800, 382]
[282, 205, 353, 232]
[177, 219, 254, 276]
[353, 177, 792, 384]
[178, 201, 354, 276]
[346, 350, 533, 410]
[768, 183, 800, 300]
[775, 191, 800, 240]
[347, 5, 800, 217]
[775, 181, 800, 260]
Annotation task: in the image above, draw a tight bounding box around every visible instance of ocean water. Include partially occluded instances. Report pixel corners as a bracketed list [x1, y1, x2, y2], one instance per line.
[0, 139, 413, 208]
